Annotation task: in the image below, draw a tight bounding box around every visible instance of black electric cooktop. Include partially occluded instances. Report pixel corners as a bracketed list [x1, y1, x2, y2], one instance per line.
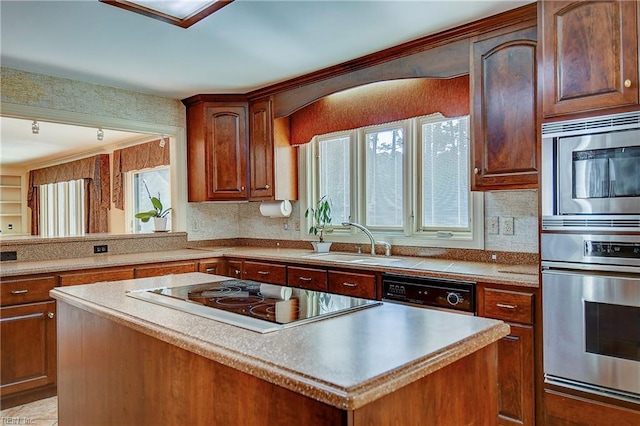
[127, 279, 381, 333]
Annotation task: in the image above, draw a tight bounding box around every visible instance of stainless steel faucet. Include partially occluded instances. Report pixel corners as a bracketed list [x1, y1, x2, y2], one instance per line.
[342, 222, 392, 256]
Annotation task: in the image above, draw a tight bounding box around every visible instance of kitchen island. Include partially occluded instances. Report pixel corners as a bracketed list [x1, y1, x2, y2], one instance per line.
[51, 272, 510, 425]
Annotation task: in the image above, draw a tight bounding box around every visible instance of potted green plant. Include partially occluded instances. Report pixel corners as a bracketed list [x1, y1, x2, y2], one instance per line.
[304, 195, 333, 253]
[135, 181, 171, 232]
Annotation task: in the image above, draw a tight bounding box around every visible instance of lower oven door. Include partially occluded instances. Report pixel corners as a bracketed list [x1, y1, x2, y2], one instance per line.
[543, 268, 640, 402]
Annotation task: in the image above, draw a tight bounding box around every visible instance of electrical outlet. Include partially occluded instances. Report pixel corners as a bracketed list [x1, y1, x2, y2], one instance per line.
[94, 245, 108, 254]
[502, 217, 514, 235]
[1, 251, 18, 261]
[487, 217, 499, 235]
[7, 224, 13, 230]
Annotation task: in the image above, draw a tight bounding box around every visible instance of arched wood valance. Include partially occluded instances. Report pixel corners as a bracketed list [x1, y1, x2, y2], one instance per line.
[289, 75, 469, 145]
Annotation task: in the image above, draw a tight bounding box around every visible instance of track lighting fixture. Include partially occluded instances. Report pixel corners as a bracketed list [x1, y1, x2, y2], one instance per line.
[31, 120, 40, 134]
[97, 128, 104, 141]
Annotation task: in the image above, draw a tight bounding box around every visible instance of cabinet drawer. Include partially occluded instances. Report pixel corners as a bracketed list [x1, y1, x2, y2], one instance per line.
[328, 271, 376, 299]
[242, 261, 286, 285]
[288, 266, 327, 291]
[135, 261, 197, 278]
[1, 276, 57, 306]
[483, 288, 533, 325]
[198, 259, 226, 275]
[59, 267, 134, 286]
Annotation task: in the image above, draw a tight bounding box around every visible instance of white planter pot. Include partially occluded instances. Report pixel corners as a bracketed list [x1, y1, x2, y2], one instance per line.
[153, 217, 168, 232]
[311, 241, 332, 253]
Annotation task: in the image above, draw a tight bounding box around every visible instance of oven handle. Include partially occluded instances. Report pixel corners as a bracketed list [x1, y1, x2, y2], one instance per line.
[542, 261, 640, 275]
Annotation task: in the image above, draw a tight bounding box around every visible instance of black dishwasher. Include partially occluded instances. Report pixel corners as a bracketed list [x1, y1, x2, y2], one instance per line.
[382, 273, 476, 314]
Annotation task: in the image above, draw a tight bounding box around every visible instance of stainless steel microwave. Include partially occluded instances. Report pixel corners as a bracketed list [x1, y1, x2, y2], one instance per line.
[542, 111, 640, 232]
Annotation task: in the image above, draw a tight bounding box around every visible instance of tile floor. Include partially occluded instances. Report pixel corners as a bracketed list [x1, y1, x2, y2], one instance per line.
[0, 397, 57, 425]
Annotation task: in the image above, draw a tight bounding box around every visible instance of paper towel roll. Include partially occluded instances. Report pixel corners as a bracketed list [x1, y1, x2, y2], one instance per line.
[259, 283, 292, 301]
[259, 200, 292, 218]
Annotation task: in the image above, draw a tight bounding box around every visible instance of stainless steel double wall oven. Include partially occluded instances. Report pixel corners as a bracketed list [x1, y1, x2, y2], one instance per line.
[541, 111, 640, 404]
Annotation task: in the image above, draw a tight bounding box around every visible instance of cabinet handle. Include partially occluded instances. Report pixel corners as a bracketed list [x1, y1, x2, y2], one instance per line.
[265, 184, 270, 189]
[474, 167, 479, 175]
[624, 79, 632, 88]
[47, 312, 55, 319]
[298, 277, 312, 281]
[496, 303, 517, 310]
[342, 282, 358, 288]
[241, 186, 245, 191]
[11, 289, 28, 294]
[205, 268, 216, 273]
[257, 271, 270, 275]
[234, 269, 241, 275]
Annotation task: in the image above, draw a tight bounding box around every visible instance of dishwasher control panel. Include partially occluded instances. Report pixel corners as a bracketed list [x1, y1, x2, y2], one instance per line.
[382, 273, 476, 313]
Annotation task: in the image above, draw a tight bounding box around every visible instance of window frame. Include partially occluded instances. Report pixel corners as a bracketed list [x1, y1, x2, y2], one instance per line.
[125, 164, 171, 234]
[299, 114, 484, 249]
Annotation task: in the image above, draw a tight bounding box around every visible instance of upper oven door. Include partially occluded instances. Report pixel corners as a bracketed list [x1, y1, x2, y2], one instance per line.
[557, 128, 640, 215]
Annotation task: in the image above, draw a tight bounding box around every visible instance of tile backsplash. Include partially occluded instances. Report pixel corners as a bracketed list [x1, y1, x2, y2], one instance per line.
[187, 190, 538, 254]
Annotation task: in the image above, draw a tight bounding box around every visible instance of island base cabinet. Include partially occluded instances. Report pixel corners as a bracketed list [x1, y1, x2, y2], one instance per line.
[57, 300, 500, 426]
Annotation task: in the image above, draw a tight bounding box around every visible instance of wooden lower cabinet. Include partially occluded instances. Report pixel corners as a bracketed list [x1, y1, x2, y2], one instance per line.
[134, 260, 197, 278]
[544, 388, 640, 426]
[59, 266, 134, 286]
[478, 284, 536, 426]
[242, 260, 287, 285]
[198, 258, 227, 276]
[0, 301, 57, 408]
[328, 270, 376, 299]
[226, 260, 243, 279]
[287, 266, 328, 291]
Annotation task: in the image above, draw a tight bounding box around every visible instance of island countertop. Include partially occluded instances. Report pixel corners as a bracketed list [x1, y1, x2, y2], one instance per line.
[50, 272, 510, 410]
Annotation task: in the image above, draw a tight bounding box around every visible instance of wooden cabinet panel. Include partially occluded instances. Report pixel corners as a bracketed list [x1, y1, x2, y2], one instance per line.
[471, 21, 538, 190]
[497, 324, 534, 426]
[134, 261, 197, 278]
[186, 101, 249, 201]
[478, 284, 536, 426]
[482, 288, 534, 325]
[328, 270, 376, 299]
[226, 260, 243, 279]
[59, 267, 134, 286]
[541, 0, 639, 117]
[242, 261, 287, 285]
[1, 275, 56, 306]
[1, 301, 56, 400]
[198, 259, 226, 276]
[544, 388, 640, 425]
[288, 266, 328, 291]
[249, 98, 274, 200]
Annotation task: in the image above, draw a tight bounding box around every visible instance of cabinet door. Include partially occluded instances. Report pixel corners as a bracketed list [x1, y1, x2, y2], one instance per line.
[497, 324, 535, 426]
[227, 260, 243, 279]
[205, 106, 248, 200]
[471, 22, 538, 190]
[249, 99, 274, 200]
[541, 1, 639, 117]
[1, 301, 56, 398]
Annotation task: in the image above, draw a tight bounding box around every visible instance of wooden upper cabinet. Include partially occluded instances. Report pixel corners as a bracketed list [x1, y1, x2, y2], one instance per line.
[471, 21, 538, 190]
[249, 98, 275, 200]
[186, 100, 249, 201]
[540, 0, 639, 117]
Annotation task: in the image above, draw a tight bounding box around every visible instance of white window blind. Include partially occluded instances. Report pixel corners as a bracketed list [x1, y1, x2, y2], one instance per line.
[39, 179, 85, 237]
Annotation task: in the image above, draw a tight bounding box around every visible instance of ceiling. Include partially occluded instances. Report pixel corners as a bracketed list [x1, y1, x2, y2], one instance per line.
[0, 0, 534, 167]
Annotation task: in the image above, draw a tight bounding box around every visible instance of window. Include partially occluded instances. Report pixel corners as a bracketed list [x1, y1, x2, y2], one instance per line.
[301, 114, 483, 248]
[127, 166, 171, 233]
[39, 179, 85, 237]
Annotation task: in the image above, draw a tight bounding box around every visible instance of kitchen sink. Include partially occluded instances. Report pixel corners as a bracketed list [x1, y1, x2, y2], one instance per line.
[304, 253, 403, 266]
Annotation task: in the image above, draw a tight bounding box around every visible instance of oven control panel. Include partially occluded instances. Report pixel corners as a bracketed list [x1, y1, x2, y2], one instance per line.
[585, 241, 640, 258]
[382, 273, 476, 313]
